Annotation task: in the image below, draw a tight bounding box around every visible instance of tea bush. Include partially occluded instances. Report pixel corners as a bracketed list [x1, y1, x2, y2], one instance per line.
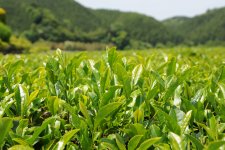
[0, 48, 225, 149]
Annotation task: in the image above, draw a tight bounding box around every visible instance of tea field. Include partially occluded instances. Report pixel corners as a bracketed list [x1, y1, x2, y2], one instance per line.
[0, 47, 225, 150]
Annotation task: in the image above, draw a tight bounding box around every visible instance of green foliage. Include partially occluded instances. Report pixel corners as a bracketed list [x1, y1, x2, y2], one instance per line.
[0, 8, 6, 23]
[1, 36, 52, 54]
[0, 118, 13, 148]
[0, 39, 10, 52]
[0, 47, 225, 149]
[28, 40, 51, 53]
[9, 36, 31, 53]
[53, 129, 80, 150]
[63, 41, 109, 51]
[0, 22, 11, 42]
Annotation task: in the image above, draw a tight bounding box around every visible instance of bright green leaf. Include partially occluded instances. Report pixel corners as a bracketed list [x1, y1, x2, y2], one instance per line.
[128, 135, 143, 150]
[0, 118, 13, 148]
[168, 132, 182, 150]
[206, 141, 225, 150]
[8, 145, 33, 150]
[132, 64, 143, 87]
[137, 137, 161, 150]
[53, 129, 80, 150]
[180, 110, 192, 134]
[115, 134, 126, 150]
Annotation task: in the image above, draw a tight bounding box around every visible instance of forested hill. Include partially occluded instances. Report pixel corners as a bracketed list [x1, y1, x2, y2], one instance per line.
[163, 7, 225, 45]
[0, 0, 172, 47]
[0, 0, 101, 32]
[0, 0, 225, 47]
[93, 9, 173, 45]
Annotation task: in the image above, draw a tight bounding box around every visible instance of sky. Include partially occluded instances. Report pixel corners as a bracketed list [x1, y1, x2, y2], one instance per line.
[76, 0, 225, 20]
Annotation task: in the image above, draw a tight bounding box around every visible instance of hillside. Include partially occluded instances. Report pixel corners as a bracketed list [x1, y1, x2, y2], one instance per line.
[163, 16, 190, 30]
[0, 0, 100, 32]
[184, 8, 225, 44]
[0, 0, 174, 46]
[164, 8, 225, 44]
[94, 9, 173, 45]
[0, 0, 225, 48]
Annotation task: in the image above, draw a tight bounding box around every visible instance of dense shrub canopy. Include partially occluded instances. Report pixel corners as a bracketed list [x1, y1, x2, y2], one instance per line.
[0, 48, 225, 149]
